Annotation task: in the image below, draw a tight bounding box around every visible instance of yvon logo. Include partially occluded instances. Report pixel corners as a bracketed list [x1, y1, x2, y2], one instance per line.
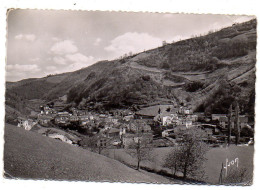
[223, 158, 239, 176]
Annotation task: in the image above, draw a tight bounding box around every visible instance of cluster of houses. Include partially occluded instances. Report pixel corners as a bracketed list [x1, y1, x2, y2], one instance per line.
[154, 106, 197, 128]
[16, 101, 251, 148]
[212, 114, 250, 129]
[89, 118, 154, 149]
[134, 104, 251, 144]
[17, 103, 153, 148]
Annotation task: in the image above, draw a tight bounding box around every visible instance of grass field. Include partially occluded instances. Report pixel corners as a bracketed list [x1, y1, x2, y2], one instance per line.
[4, 123, 173, 183]
[104, 145, 254, 185]
[4, 123, 254, 185]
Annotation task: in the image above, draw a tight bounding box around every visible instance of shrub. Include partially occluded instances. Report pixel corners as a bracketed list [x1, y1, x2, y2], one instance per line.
[141, 75, 151, 81]
[213, 40, 248, 59]
[185, 81, 204, 92]
[84, 72, 96, 81]
[161, 62, 170, 69]
[240, 127, 254, 137]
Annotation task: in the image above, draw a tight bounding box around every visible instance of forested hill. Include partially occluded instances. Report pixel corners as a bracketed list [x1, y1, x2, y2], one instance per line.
[6, 19, 256, 117]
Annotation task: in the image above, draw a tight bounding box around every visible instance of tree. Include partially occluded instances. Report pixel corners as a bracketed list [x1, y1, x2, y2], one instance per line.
[127, 137, 153, 170]
[240, 127, 254, 138]
[164, 127, 209, 179]
[126, 121, 153, 170]
[234, 101, 240, 145]
[80, 135, 104, 154]
[227, 104, 232, 145]
[163, 147, 182, 176]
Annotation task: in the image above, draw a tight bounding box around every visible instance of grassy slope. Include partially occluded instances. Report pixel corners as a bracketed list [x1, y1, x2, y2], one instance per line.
[204, 145, 254, 184]
[105, 145, 254, 184]
[4, 123, 172, 183]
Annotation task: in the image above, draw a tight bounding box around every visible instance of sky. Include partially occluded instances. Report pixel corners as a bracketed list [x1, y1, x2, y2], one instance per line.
[6, 9, 255, 82]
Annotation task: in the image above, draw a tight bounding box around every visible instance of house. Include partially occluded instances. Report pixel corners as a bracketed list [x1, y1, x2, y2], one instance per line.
[69, 115, 79, 122]
[162, 113, 178, 126]
[200, 124, 221, 136]
[119, 127, 126, 138]
[219, 116, 228, 128]
[110, 138, 122, 146]
[154, 112, 174, 121]
[111, 118, 119, 124]
[123, 115, 134, 121]
[184, 108, 193, 115]
[204, 128, 213, 136]
[239, 116, 249, 128]
[128, 120, 151, 133]
[97, 137, 108, 148]
[212, 114, 226, 121]
[48, 133, 73, 144]
[162, 116, 173, 126]
[219, 116, 249, 129]
[99, 114, 107, 118]
[154, 112, 178, 126]
[53, 102, 68, 112]
[30, 111, 39, 119]
[78, 115, 89, 121]
[103, 121, 115, 130]
[45, 128, 81, 144]
[162, 129, 175, 137]
[194, 112, 205, 120]
[17, 117, 36, 130]
[38, 114, 53, 126]
[54, 112, 70, 124]
[120, 110, 134, 117]
[176, 117, 193, 128]
[178, 107, 193, 115]
[107, 128, 120, 138]
[142, 124, 152, 132]
[122, 132, 153, 148]
[186, 114, 198, 122]
[173, 125, 187, 133]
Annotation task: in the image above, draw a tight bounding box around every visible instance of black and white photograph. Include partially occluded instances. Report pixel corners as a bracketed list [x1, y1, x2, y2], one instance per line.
[3, 8, 257, 186]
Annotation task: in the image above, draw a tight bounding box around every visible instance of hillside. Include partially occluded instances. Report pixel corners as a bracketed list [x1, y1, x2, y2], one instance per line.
[4, 123, 172, 183]
[6, 19, 256, 117]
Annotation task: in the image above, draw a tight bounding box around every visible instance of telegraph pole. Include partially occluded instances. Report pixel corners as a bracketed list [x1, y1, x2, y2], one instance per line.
[235, 101, 240, 145]
[227, 104, 232, 146]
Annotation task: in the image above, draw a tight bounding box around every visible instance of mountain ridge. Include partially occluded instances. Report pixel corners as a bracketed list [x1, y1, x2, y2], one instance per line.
[6, 19, 256, 120]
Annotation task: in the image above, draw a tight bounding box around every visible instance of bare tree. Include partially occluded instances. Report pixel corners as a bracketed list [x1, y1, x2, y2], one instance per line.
[81, 135, 105, 154]
[227, 104, 232, 145]
[163, 147, 182, 176]
[234, 101, 240, 145]
[164, 127, 209, 179]
[127, 137, 153, 170]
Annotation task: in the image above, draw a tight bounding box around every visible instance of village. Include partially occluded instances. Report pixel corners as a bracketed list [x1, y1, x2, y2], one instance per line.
[16, 98, 254, 152]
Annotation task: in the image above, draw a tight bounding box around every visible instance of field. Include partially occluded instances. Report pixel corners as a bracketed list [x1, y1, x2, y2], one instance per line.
[104, 145, 254, 184]
[4, 123, 173, 183]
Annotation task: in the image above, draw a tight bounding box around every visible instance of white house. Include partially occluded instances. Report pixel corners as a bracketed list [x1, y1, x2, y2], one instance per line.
[162, 129, 174, 137]
[17, 117, 36, 131]
[176, 118, 193, 128]
[48, 133, 73, 144]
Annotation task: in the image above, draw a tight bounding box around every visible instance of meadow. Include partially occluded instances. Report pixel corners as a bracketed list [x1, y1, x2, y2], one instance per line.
[104, 145, 254, 184]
